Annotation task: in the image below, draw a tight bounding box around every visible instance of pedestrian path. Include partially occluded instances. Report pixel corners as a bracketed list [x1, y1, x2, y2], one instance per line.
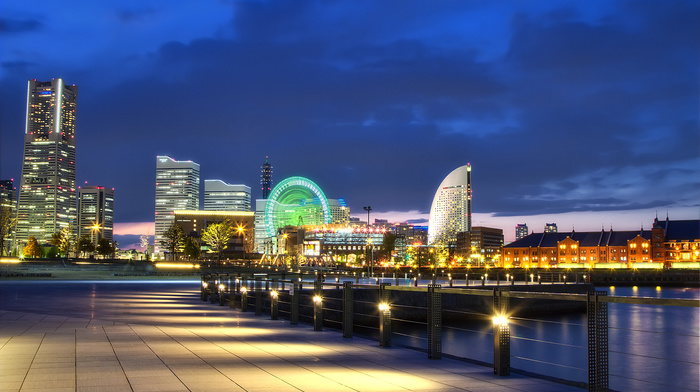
[0, 282, 582, 392]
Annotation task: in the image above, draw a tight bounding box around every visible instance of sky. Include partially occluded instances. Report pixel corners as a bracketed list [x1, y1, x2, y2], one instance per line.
[1, 0, 698, 248]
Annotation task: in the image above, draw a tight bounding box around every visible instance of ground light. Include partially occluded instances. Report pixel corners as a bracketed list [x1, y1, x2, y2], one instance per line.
[493, 314, 510, 376]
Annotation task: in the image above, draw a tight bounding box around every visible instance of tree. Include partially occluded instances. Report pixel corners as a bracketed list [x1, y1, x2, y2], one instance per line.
[75, 234, 95, 258]
[381, 233, 397, 262]
[50, 225, 74, 258]
[201, 221, 234, 264]
[160, 224, 185, 261]
[23, 236, 42, 258]
[96, 238, 114, 259]
[183, 236, 201, 260]
[0, 206, 17, 257]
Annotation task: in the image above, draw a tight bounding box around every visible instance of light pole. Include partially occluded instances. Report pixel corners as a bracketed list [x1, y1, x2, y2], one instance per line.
[363, 206, 372, 277]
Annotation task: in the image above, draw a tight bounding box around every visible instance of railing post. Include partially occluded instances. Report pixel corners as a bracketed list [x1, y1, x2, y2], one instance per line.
[241, 287, 248, 312]
[379, 283, 391, 347]
[255, 286, 263, 316]
[427, 284, 442, 359]
[493, 288, 510, 376]
[270, 290, 279, 320]
[290, 282, 300, 325]
[313, 279, 323, 331]
[588, 291, 609, 392]
[342, 281, 353, 338]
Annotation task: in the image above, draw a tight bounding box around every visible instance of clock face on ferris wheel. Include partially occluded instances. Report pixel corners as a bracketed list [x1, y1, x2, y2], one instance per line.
[263, 176, 331, 238]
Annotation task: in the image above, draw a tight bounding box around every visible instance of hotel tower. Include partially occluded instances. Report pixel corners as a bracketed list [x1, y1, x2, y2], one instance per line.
[428, 163, 472, 245]
[16, 79, 78, 247]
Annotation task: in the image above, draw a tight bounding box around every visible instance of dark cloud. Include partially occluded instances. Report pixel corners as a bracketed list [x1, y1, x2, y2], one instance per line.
[0, 18, 42, 34]
[0, 1, 698, 225]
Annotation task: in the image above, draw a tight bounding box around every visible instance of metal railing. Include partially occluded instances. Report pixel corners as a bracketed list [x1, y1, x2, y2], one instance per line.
[199, 272, 699, 392]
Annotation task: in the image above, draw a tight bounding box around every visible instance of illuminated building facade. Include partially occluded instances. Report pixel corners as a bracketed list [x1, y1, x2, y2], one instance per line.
[329, 198, 349, 224]
[260, 156, 273, 199]
[515, 224, 529, 240]
[174, 210, 254, 257]
[455, 226, 504, 265]
[16, 79, 78, 247]
[303, 225, 385, 260]
[77, 186, 114, 246]
[502, 217, 699, 269]
[254, 199, 269, 254]
[0, 180, 15, 209]
[428, 164, 471, 245]
[545, 223, 558, 233]
[203, 180, 250, 211]
[155, 156, 200, 253]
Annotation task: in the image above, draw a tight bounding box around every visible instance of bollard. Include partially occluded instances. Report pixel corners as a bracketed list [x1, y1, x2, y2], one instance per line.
[218, 282, 226, 306]
[241, 287, 248, 312]
[342, 281, 353, 338]
[449, 275, 453, 287]
[587, 291, 609, 392]
[313, 279, 323, 331]
[482, 276, 486, 286]
[511, 276, 515, 286]
[201, 275, 208, 301]
[538, 275, 542, 285]
[493, 288, 510, 376]
[493, 316, 511, 376]
[427, 284, 442, 359]
[270, 290, 279, 320]
[255, 289, 262, 315]
[379, 283, 391, 347]
[209, 280, 218, 304]
[290, 282, 300, 325]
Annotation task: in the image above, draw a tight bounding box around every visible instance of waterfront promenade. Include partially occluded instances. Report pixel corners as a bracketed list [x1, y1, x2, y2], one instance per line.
[0, 280, 581, 392]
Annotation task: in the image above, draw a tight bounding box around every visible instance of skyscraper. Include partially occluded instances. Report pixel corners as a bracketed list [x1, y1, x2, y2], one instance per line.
[203, 180, 251, 211]
[155, 156, 200, 253]
[16, 79, 78, 247]
[260, 156, 273, 199]
[545, 223, 558, 233]
[515, 223, 529, 240]
[78, 186, 114, 246]
[428, 164, 472, 245]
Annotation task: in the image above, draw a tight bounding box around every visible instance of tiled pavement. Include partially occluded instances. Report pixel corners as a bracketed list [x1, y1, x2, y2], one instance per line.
[0, 283, 582, 392]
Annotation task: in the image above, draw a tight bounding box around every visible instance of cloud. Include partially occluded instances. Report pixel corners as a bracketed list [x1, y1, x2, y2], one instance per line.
[0, 18, 42, 34]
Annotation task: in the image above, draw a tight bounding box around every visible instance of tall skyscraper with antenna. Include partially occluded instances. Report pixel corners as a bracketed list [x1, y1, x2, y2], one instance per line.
[260, 156, 273, 199]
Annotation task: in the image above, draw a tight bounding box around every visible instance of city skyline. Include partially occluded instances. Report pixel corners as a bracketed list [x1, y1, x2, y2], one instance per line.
[1, 1, 698, 248]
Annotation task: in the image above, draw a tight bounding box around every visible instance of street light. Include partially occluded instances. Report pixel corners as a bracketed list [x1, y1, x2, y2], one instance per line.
[363, 206, 372, 277]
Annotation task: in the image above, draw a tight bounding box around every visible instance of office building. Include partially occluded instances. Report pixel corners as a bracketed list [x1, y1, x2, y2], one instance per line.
[254, 199, 270, 254]
[455, 227, 504, 265]
[77, 186, 114, 246]
[545, 223, 558, 233]
[16, 79, 78, 247]
[329, 198, 349, 224]
[174, 210, 254, 258]
[428, 164, 472, 245]
[155, 156, 200, 253]
[0, 180, 15, 209]
[260, 156, 273, 199]
[203, 180, 251, 211]
[516, 224, 529, 241]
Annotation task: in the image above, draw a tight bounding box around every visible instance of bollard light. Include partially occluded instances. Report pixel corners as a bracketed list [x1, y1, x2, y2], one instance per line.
[218, 284, 225, 291]
[313, 295, 323, 304]
[493, 313, 511, 376]
[202, 281, 208, 289]
[240, 286, 247, 293]
[313, 295, 323, 330]
[270, 290, 279, 320]
[493, 315, 509, 326]
[378, 302, 390, 312]
[379, 302, 391, 347]
[270, 290, 278, 298]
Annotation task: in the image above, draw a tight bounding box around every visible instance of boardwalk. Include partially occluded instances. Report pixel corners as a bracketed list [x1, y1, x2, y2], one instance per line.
[0, 281, 581, 392]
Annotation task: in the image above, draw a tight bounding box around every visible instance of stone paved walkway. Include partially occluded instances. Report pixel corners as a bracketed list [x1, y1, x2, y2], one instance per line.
[0, 282, 582, 392]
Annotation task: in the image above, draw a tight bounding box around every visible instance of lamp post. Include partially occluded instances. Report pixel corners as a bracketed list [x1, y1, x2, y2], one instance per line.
[363, 206, 372, 277]
[237, 225, 246, 262]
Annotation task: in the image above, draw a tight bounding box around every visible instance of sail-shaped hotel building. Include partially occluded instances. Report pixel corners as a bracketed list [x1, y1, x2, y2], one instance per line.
[428, 164, 472, 245]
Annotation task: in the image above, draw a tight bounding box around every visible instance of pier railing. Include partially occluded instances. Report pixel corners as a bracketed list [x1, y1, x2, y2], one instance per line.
[199, 272, 699, 392]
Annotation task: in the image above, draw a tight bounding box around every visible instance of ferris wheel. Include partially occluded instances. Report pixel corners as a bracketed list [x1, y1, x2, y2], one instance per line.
[263, 176, 331, 238]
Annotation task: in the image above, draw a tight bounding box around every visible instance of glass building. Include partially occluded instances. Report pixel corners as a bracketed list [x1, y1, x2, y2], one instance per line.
[203, 179, 251, 211]
[16, 79, 78, 247]
[428, 164, 472, 245]
[155, 156, 200, 253]
[78, 186, 114, 246]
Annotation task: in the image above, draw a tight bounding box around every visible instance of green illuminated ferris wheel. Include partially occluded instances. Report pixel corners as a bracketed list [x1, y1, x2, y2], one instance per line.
[264, 176, 331, 238]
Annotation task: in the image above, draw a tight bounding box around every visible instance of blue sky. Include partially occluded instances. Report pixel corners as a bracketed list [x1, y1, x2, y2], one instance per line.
[1, 0, 698, 245]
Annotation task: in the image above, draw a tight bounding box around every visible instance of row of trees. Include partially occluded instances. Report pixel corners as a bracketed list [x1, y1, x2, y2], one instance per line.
[20, 225, 116, 259]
